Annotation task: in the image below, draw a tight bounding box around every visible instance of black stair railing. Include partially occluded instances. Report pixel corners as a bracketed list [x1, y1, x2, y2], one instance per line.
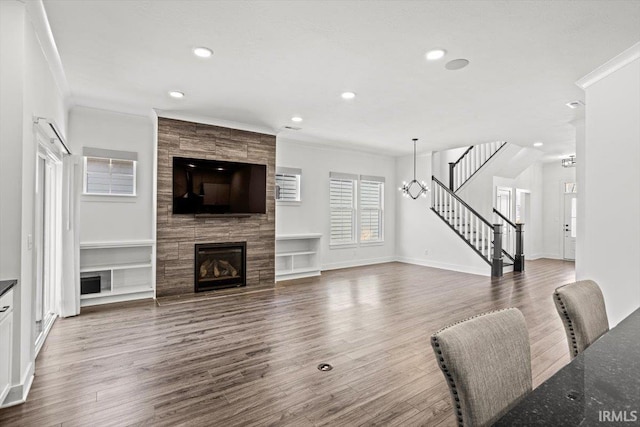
[492, 208, 525, 272]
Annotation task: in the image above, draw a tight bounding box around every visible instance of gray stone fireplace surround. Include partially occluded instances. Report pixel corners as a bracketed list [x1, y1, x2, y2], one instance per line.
[156, 117, 275, 298]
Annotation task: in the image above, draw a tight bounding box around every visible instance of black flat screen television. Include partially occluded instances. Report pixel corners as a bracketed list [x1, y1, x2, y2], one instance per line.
[172, 157, 267, 215]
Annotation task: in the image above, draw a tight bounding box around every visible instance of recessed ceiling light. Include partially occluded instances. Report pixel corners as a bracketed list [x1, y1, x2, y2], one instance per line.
[533, 142, 543, 147]
[426, 49, 447, 61]
[193, 47, 213, 58]
[291, 116, 303, 123]
[341, 92, 356, 100]
[566, 100, 585, 109]
[445, 59, 470, 70]
[169, 91, 184, 98]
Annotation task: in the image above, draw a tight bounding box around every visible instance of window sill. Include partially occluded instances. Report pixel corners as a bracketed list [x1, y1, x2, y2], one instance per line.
[82, 194, 138, 203]
[359, 241, 385, 247]
[329, 243, 358, 249]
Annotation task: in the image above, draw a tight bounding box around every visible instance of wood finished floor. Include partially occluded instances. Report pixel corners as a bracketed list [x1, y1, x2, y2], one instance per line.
[0, 259, 575, 427]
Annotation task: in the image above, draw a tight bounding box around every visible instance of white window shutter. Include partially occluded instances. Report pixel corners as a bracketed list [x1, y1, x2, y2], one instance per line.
[329, 176, 356, 245]
[275, 173, 300, 202]
[84, 156, 136, 196]
[360, 179, 384, 243]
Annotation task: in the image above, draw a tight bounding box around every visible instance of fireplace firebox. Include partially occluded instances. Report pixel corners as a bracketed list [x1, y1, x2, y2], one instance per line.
[194, 242, 246, 292]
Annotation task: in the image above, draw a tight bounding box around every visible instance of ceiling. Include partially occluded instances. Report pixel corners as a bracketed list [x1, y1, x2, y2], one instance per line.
[43, 0, 640, 157]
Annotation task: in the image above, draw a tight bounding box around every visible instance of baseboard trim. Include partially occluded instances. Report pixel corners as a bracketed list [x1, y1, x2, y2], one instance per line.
[1, 362, 34, 408]
[529, 253, 564, 260]
[322, 256, 396, 271]
[395, 256, 490, 277]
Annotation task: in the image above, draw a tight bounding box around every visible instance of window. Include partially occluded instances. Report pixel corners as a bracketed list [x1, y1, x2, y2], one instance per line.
[275, 167, 301, 202]
[359, 176, 384, 243]
[83, 147, 137, 196]
[329, 172, 357, 246]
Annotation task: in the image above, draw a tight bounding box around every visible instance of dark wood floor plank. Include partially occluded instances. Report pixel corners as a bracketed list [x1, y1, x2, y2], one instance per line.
[0, 259, 575, 426]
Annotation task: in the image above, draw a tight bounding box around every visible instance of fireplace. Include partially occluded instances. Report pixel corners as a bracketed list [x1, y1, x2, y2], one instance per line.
[194, 242, 246, 292]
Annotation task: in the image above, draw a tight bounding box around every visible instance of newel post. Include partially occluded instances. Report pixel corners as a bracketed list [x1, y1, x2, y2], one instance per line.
[515, 223, 525, 272]
[448, 162, 455, 191]
[492, 224, 503, 277]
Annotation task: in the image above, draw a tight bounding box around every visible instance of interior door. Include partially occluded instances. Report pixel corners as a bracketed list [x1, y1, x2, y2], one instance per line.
[563, 193, 577, 260]
[35, 145, 62, 355]
[35, 154, 47, 341]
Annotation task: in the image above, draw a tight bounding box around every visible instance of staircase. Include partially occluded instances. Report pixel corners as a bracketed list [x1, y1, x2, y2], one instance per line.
[449, 141, 507, 192]
[432, 140, 525, 277]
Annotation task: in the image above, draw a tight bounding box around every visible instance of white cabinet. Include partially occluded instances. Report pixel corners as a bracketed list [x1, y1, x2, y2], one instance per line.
[275, 234, 321, 281]
[80, 241, 154, 306]
[0, 288, 13, 405]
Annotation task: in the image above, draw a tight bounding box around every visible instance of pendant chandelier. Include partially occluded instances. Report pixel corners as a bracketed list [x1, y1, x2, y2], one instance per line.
[561, 155, 576, 168]
[399, 138, 429, 199]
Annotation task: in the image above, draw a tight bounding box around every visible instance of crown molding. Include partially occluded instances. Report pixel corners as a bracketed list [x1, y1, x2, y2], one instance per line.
[575, 42, 640, 90]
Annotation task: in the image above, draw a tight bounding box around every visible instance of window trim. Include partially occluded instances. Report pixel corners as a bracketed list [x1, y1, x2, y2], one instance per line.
[83, 156, 137, 197]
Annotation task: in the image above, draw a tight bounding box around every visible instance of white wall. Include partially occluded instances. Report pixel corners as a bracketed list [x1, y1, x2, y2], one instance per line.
[577, 53, 640, 326]
[492, 162, 545, 259]
[540, 162, 576, 259]
[276, 139, 396, 270]
[0, 0, 25, 284]
[395, 153, 491, 276]
[68, 106, 154, 242]
[0, 0, 68, 406]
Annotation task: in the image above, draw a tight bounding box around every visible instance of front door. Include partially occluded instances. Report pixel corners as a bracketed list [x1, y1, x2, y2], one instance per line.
[563, 193, 577, 260]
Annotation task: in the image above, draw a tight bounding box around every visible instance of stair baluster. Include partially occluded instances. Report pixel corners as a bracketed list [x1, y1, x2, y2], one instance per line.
[448, 141, 507, 192]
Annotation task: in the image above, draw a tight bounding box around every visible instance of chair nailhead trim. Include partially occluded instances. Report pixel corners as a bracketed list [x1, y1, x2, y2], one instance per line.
[555, 292, 579, 357]
[432, 334, 464, 427]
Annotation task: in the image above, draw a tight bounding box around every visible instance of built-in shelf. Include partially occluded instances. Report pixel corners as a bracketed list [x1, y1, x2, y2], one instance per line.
[276, 251, 316, 257]
[80, 285, 153, 300]
[275, 234, 321, 281]
[80, 241, 155, 306]
[80, 262, 152, 273]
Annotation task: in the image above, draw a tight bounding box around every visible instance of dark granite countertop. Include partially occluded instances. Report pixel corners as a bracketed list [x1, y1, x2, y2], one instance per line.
[495, 308, 640, 426]
[0, 279, 17, 298]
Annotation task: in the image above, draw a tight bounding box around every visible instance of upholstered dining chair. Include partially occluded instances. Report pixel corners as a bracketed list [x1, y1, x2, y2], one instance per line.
[430, 308, 532, 427]
[553, 279, 609, 359]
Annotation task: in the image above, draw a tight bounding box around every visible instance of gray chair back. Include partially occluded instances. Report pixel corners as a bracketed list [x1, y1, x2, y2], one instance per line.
[553, 279, 609, 359]
[430, 308, 532, 427]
